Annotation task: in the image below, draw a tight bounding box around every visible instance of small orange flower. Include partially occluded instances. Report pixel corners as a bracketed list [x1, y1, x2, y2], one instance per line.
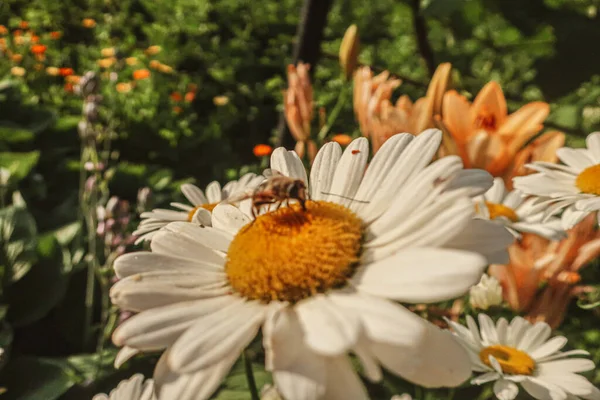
[0, 38, 7, 50]
[184, 92, 196, 102]
[173, 106, 183, 114]
[59, 67, 74, 77]
[46, 67, 60, 76]
[13, 29, 22, 37]
[65, 75, 81, 84]
[49, 31, 62, 40]
[82, 18, 96, 28]
[64, 82, 74, 92]
[170, 92, 183, 102]
[97, 57, 116, 68]
[101, 47, 116, 57]
[157, 63, 174, 74]
[149, 60, 161, 69]
[133, 69, 151, 80]
[125, 57, 138, 66]
[19, 21, 29, 30]
[11, 54, 23, 63]
[187, 83, 198, 92]
[0, 25, 7, 35]
[30, 44, 47, 55]
[213, 95, 229, 106]
[145, 45, 161, 55]
[331, 134, 353, 146]
[253, 144, 273, 157]
[30, 35, 40, 43]
[10, 66, 26, 77]
[116, 82, 133, 93]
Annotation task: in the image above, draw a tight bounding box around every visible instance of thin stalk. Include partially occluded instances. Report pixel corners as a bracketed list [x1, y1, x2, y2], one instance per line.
[94, 273, 111, 379]
[317, 86, 349, 142]
[243, 349, 260, 400]
[447, 388, 455, 400]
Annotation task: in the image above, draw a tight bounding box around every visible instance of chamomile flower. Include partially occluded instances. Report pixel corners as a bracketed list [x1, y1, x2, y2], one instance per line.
[111, 130, 513, 400]
[475, 178, 565, 240]
[469, 273, 503, 310]
[514, 132, 600, 229]
[92, 374, 155, 400]
[133, 173, 264, 243]
[447, 314, 599, 400]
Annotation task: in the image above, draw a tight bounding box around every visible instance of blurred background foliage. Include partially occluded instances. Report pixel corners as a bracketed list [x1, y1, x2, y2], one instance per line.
[1, 0, 600, 398]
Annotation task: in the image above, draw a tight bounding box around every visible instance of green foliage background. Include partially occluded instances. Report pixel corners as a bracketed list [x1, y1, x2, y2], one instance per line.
[0, 0, 599, 398]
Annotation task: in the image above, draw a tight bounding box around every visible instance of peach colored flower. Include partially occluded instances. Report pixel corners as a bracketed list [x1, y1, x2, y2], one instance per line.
[213, 95, 229, 106]
[184, 92, 195, 102]
[133, 69, 151, 80]
[82, 18, 96, 28]
[10, 66, 26, 77]
[101, 47, 116, 57]
[354, 63, 451, 153]
[0, 25, 7, 35]
[503, 130, 564, 189]
[253, 144, 273, 157]
[145, 45, 161, 56]
[125, 57, 138, 66]
[97, 57, 116, 69]
[11, 54, 23, 63]
[440, 82, 549, 177]
[116, 82, 133, 93]
[46, 67, 60, 76]
[284, 63, 313, 143]
[331, 134, 353, 146]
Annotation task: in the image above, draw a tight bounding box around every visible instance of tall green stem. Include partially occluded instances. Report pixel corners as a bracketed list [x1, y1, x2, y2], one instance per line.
[317, 86, 349, 142]
[243, 349, 260, 400]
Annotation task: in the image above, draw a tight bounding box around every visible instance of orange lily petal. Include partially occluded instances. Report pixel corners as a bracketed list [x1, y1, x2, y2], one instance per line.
[471, 81, 507, 127]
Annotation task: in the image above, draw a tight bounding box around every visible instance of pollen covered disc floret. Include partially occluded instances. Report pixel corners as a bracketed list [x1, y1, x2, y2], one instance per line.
[575, 164, 600, 195]
[479, 345, 534, 375]
[226, 201, 362, 302]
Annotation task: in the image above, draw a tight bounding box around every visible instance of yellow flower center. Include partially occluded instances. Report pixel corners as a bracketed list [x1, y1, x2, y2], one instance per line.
[575, 164, 600, 195]
[484, 202, 519, 222]
[225, 201, 363, 303]
[479, 345, 535, 375]
[187, 203, 218, 221]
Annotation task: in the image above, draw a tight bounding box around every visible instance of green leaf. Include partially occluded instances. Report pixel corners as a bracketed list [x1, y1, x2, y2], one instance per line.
[0, 126, 34, 143]
[0, 357, 78, 400]
[213, 358, 272, 400]
[0, 152, 40, 183]
[0, 206, 38, 283]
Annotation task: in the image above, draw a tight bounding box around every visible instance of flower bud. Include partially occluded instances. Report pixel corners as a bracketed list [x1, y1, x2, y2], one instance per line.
[469, 274, 503, 310]
[339, 24, 359, 80]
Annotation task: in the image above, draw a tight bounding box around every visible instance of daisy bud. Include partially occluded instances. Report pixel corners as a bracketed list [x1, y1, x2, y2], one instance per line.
[469, 273, 503, 310]
[339, 24, 360, 80]
[0, 167, 11, 186]
[137, 187, 152, 213]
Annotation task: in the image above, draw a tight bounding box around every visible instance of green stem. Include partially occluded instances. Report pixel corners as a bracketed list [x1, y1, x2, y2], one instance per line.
[317, 86, 349, 142]
[447, 388, 455, 400]
[415, 386, 423, 400]
[243, 349, 260, 400]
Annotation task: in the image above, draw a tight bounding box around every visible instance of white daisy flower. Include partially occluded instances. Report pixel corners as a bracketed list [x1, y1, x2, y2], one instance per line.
[133, 173, 265, 243]
[92, 374, 155, 400]
[513, 131, 600, 229]
[475, 178, 565, 240]
[447, 314, 600, 400]
[469, 273, 503, 310]
[111, 130, 514, 400]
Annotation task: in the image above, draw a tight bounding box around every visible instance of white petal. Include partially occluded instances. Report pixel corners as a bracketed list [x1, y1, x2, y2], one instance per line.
[325, 137, 369, 208]
[270, 148, 308, 184]
[180, 184, 208, 206]
[478, 314, 499, 345]
[309, 142, 342, 201]
[322, 356, 369, 400]
[154, 349, 238, 400]
[538, 373, 598, 397]
[352, 338, 382, 382]
[471, 371, 501, 385]
[562, 207, 589, 230]
[114, 346, 140, 368]
[328, 292, 427, 347]
[114, 252, 223, 279]
[446, 168, 493, 197]
[493, 379, 519, 400]
[211, 204, 251, 235]
[163, 222, 232, 253]
[167, 300, 265, 373]
[351, 134, 414, 217]
[353, 247, 486, 303]
[529, 336, 568, 360]
[370, 321, 471, 388]
[485, 178, 507, 204]
[295, 295, 360, 356]
[516, 321, 552, 353]
[205, 181, 222, 203]
[190, 207, 212, 226]
[359, 130, 442, 223]
[586, 132, 600, 161]
[538, 358, 596, 374]
[112, 296, 237, 350]
[443, 219, 514, 264]
[556, 148, 595, 171]
[150, 230, 226, 266]
[521, 376, 567, 400]
[265, 308, 327, 400]
[574, 197, 600, 212]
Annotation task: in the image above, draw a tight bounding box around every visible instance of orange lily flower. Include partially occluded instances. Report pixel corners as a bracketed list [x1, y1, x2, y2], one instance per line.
[284, 63, 315, 161]
[526, 214, 600, 328]
[354, 63, 451, 153]
[440, 82, 549, 177]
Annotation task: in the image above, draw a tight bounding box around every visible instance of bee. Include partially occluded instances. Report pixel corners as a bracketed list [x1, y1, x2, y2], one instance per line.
[227, 170, 308, 218]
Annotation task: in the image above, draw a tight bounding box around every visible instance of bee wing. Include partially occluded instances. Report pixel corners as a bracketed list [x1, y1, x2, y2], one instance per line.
[224, 188, 254, 204]
[263, 168, 284, 178]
